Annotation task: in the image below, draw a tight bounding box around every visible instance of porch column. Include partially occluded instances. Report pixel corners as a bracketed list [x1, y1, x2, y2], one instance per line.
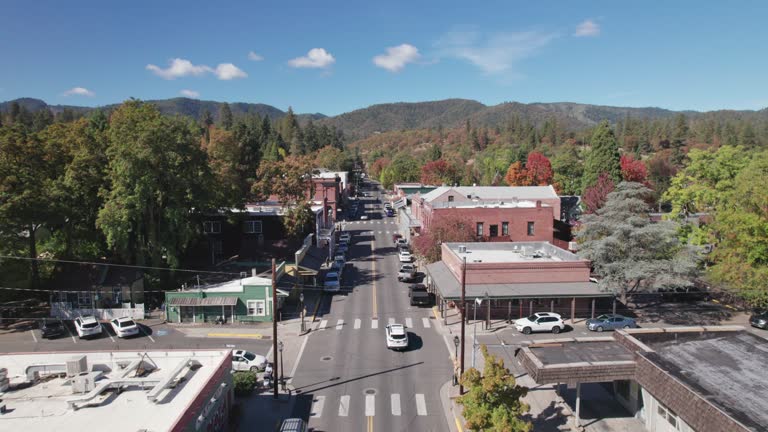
[507, 301, 512, 322]
[591, 298, 596, 319]
[529, 300, 533, 317]
[550, 300, 554, 313]
[486, 299, 491, 330]
[570, 298, 576, 324]
[574, 382, 582, 429]
[519, 302, 523, 319]
[612, 297, 617, 315]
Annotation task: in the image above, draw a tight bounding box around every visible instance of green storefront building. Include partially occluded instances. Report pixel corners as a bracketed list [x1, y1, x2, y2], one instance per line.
[165, 262, 288, 324]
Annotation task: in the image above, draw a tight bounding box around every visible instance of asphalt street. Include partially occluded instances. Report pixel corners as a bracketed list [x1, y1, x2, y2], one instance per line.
[290, 185, 453, 432]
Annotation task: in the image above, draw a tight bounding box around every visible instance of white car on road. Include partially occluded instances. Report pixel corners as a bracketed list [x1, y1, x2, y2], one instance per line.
[385, 324, 409, 350]
[514, 312, 565, 334]
[74, 315, 103, 339]
[232, 349, 268, 372]
[398, 250, 413, 263]
[110, 317, 139, 338]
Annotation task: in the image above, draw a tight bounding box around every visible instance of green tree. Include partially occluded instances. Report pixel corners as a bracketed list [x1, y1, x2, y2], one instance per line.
[219, 103, 233, 130]
[582, 121, 621, 190]
[97, 100, 213, 267]
[252, 155, 315, 239]
[577, 182, 700, 304]
[427, 142, 442, 161]
[205, 127, 245, 207]
[551, 145, 583, 195]
[458, 345, 531, 432]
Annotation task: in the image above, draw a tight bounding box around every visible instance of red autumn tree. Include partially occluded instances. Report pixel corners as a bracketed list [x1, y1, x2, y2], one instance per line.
[369, 157, 390, 178]
[526, 151, 553, 185]
[620, 155, 648, 183]
[504, 161, 532, 186]
[420, 159, 457, 185]
[583, 172, 615, 214]
[413, 213, 476, 263]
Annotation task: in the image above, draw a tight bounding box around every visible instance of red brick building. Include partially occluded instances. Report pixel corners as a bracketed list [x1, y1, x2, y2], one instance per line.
[426, 242, 613, 323]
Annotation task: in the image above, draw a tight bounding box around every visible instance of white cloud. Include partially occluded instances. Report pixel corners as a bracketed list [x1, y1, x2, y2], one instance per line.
[288, 48, 335, 69]
[248, 51, 264, 61]
[435, 30, 556, 75]
[62, 87, 95, 97]
[213, 63, 248, 80]
[146, 58, 211, 80]
[180, 89, 200, 98]
[373, 44, 421, 72]
[574, 20, 600, 37]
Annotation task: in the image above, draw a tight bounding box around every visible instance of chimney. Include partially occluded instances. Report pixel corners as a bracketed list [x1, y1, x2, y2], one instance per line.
[536, 200, 542, 208]
[251, 268, 257, 277]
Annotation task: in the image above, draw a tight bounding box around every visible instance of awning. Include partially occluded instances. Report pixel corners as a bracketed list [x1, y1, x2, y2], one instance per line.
[425, 261, 613, 300]
[168, 296, 239, 306]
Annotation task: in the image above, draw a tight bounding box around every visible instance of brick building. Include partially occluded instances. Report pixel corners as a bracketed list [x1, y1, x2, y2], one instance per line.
[517, 326, 768, 432]
[425, 242, 613, 323]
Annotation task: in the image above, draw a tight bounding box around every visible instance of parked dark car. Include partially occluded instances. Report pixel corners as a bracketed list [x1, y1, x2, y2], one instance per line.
[41, 321, 65, 339]
[750, 311, 768, 330]
[586, 314, 637, 332]
[409, 284, 434, 306]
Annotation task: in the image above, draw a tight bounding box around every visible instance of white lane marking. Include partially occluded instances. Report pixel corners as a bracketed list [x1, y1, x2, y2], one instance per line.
[388, 317, 395, 326]
[30, 329, 38, 343]
[311, 395, 325, 418]
[339, 395, 350, 417]
[422, 317, 431, 328]
[335, 319, 344, 330]
[416, 394, 427, 416]
[391, 393, 401, 416]
[319, 320, 328, 330]
[287, 335, 309, 384]
[365, 394, 375, 417]
[405, 317, 413, 328]
[103, 323, 115, 342]
[64, 322, 77, 344]
[371, 319, 379, 329]
[140, 325, 156, 342]
[354, 319, 361, 329]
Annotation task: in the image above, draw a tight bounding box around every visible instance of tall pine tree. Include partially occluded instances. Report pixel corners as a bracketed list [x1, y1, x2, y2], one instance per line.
[582, 121, 621, 191]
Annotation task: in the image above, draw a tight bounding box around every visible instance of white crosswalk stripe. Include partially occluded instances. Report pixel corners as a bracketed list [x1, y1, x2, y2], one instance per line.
[388, 317, 395, 326]
[354, 318, 361, 329]
[371, 319, 378, 329]
[391, 393, 401, 416]
[311, 395, 325, 418]
[338, 395, 350, 417]
[365, 394, 375, 416]
[422, 317, 431, 328]
[405, 317, 413, 328]
[319, 320, 328, 330]
[336, 319, 344, 330]
[416, 394, 427, 416]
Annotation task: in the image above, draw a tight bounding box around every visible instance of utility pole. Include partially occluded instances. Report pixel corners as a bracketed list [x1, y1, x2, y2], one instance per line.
[271, 258, 278, 399]
[460, 256, 466, 395]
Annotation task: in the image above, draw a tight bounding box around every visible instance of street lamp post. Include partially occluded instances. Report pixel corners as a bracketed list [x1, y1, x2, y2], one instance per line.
[300, 293, 305, 333]
[278, 340, 285, 391]
[453, 336, 460, 386]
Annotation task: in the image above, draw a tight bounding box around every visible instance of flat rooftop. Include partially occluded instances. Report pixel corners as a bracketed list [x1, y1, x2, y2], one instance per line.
[0, 350, 229, 432]
[637, 331, 768, 431]
[446, 241, 584, 264]
[531, 340, 635, 365]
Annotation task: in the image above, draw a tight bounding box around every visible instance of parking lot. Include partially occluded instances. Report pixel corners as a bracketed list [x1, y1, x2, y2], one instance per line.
[0, 318, 273, 355]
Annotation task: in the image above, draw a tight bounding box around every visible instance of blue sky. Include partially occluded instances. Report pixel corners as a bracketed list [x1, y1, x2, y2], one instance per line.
[2, 0, 767, 115]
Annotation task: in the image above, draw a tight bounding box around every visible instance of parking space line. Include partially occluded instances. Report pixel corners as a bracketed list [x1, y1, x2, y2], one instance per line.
[63, 321, 77, 343]
[140, 325, 156, 343]
[30, 329, 38, 343]
[103, 323, 115, 342]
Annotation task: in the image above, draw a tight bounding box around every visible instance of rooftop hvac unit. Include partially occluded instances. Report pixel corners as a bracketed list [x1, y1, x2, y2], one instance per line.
[66, 355, 88, 377]
[458, 245, 467, 254]
[71, 373, 97, 394]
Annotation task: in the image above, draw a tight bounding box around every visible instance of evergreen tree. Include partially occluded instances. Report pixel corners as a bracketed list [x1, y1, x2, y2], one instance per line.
[219, 103, 233, 130]
[739, 122, 757, 148]
[427, 142, 442, 161]
[582, 121, 621, 191]
[31, 108, 54, 132]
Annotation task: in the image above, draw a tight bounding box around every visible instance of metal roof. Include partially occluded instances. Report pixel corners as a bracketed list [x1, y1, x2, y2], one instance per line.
[426, 261, 611, 300]
[168, 296, 239, 306]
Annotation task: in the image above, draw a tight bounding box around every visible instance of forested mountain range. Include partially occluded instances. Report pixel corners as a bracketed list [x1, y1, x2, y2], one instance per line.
[3, 97, 766, 141]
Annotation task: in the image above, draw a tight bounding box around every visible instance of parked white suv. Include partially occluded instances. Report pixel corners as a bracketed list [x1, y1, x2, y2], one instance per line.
[514, 312, 565, 335]
[385, 324, 409, 350]
[110, 317, 139, 338]
[398, 250, 412, 263]
[74, 315, 103, 338]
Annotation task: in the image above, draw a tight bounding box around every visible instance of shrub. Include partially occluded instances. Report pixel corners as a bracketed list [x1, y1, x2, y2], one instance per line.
[233, 371, 258, 396]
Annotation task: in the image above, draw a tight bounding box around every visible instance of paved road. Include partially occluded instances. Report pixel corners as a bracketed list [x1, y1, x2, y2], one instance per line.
[290, 184, 453, 432]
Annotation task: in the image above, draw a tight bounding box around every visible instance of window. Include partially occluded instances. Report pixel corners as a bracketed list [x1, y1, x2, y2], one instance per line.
[243, 220, 263, 234]
[447, 195, 454, 202]
[501, 222, 509, 236]
[204, 221, 221, 234]
[476, 222, 484, 237]
[247, 300, 266, 316]
[657, 404, 679, 428]
[489, 225, 498, 237]
[527, 221, 535, 236]
[77, 291, 91, 307]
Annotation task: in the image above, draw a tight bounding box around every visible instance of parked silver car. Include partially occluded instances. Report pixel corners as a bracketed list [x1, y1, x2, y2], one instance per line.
[586, 314, 637, 332]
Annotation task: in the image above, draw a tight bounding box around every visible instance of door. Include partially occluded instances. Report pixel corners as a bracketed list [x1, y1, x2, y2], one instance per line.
[232, 355, 244, 371]
[181, 306, 193, 323]
[489, 225, 498, 237]
[609, 317, 623, 330]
